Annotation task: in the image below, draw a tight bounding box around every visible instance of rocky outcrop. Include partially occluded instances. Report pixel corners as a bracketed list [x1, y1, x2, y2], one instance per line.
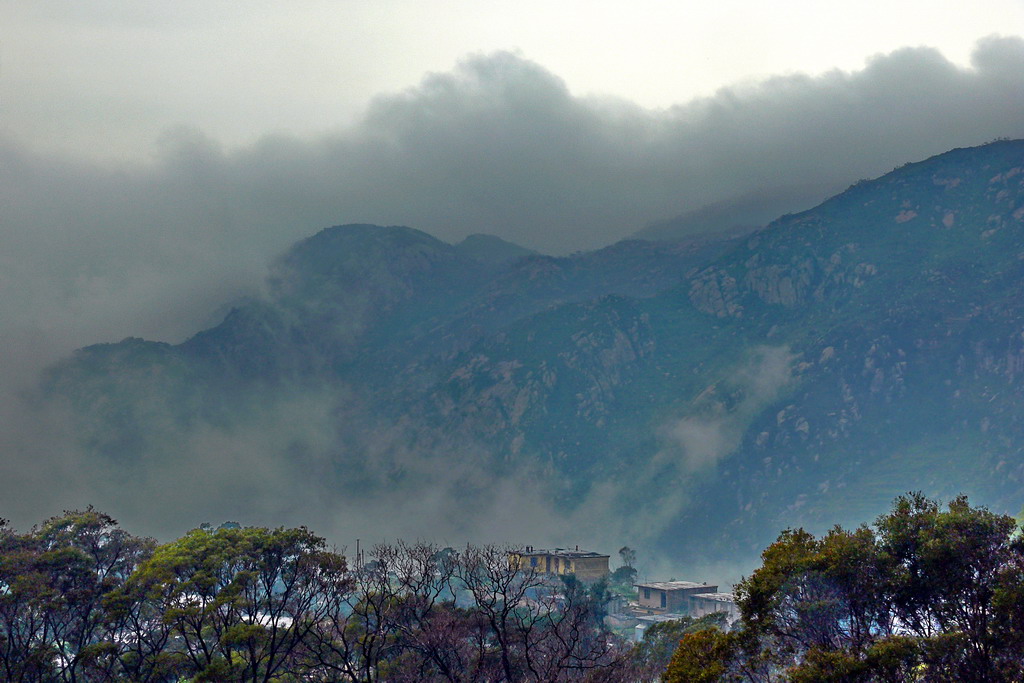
[689, 268, 742, 317]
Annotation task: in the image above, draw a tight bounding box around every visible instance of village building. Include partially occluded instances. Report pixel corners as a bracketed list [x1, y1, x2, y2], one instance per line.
[628, 594, 740, 640]
[688, 592, 740, 622]
[510, 546, 610, 582]
[635, 580, 718, 612]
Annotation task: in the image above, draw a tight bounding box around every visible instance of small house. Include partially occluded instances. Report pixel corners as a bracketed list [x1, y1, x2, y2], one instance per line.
[688, 592, 740, 622]
[634, 580, 718, 613]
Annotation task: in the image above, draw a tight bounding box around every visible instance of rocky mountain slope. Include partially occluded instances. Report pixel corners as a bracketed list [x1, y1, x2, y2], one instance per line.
[41, 139, 1024, 571]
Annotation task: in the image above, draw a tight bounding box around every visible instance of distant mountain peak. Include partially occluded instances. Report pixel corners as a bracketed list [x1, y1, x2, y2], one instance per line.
[632, 184, 838, 244]
[454, 233, 539, 265]
[287, 223, 443, 254]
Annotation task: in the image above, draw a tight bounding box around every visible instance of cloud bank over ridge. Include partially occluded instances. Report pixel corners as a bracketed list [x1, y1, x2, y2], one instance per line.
[3, 38, 1024, 352]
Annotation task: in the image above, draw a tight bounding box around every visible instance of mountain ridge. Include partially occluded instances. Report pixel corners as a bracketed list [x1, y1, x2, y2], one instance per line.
[39, 139, 1024, 572]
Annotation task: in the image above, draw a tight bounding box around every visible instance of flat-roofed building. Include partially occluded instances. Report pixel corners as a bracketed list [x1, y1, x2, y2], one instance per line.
[634, 581, 718, 613]
[689, 592, 739, 623]
[510, 546, 610, 582]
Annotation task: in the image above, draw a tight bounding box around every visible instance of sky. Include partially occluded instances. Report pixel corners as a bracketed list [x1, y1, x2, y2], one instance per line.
[4, 1, 1023, 160]
[1, 2, 1024, 549]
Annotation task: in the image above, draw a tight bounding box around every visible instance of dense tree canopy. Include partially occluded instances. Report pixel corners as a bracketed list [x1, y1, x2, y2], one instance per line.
[0, 508, 155, 683]
[665, 493, 1024, 682]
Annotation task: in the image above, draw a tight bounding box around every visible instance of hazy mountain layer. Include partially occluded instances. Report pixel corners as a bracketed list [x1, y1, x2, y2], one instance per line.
[41, 139, 1024, 577]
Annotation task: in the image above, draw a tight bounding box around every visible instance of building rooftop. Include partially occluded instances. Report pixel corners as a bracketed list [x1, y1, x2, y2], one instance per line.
[635, 581, 714, 591]
[519, 547, 609, 559]
[691, 592, 736, 602]
[636, 613, 689, 624]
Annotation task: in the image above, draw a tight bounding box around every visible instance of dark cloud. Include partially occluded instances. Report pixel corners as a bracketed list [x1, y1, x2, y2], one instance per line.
[1, 37, 1023, 559]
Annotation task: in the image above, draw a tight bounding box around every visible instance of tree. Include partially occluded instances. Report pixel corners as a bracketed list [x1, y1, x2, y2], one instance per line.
[0, 509, 155, 683]
[300, 542, 421, 682]
[667, 493, 1024, 682]
[0, 516, 55, 683]
[608, 565, 637, 588]
[876, 493, 1020, 680]
[116, 524, 350, 682]
[630, 613, 728, 680]
[663, 629, 739, 683]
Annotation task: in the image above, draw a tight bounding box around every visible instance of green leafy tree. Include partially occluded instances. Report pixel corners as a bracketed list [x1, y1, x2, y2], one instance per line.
[876, 493, 1020, 680]
[667, 493, 1024, 682]
[0, 516, 56, 682]
[0, 509, 154, 683]
[609, 565, 637, 588]
[663, 628, 739, 683]
[630, 613, 727, 679]
[117, 524, 350, 682]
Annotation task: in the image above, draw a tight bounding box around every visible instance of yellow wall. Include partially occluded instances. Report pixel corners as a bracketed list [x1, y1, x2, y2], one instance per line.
[571, 556, 610, 581]
[509, 552, 609, 581]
